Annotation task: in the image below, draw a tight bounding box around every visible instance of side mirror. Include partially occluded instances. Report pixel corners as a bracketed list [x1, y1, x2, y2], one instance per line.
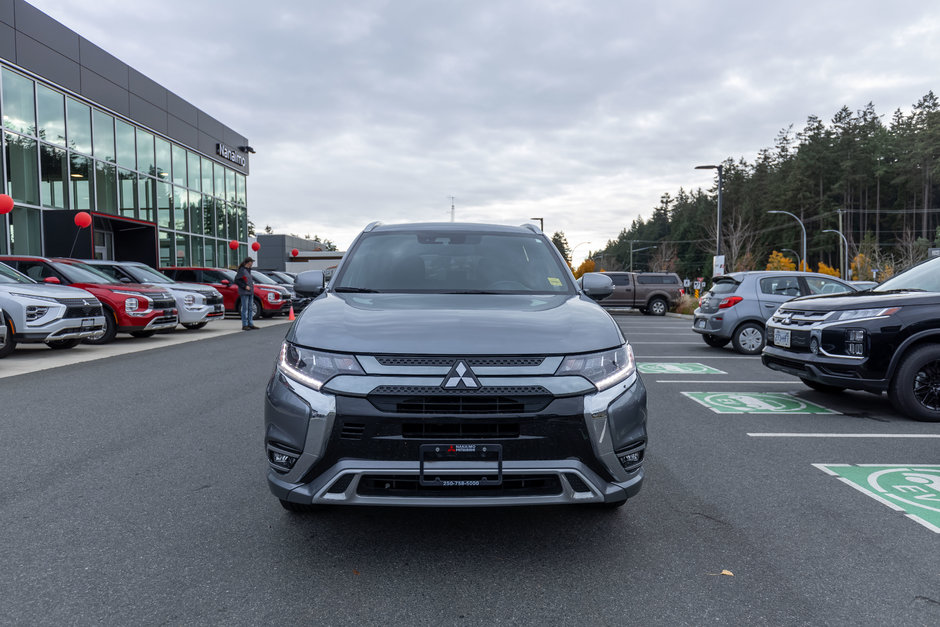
[220, 279, 230, 285]
[579, 272, 614, 301]
[294, 270, 325, 297]
[119, 277, 132, 283]
[43, 276, 61, 284]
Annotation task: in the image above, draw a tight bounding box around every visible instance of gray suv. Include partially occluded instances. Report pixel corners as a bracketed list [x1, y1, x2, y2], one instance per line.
[693, 271, 855, 354]
[265, 222, 647, 511]
[0, 261, 105, 357]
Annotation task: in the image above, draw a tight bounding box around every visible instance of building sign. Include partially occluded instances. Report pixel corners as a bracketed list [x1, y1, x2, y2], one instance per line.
[216, 143, 247, 167]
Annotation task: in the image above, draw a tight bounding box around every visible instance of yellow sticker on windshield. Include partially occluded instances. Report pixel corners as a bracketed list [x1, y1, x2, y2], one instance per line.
[548, 277, 562, 286]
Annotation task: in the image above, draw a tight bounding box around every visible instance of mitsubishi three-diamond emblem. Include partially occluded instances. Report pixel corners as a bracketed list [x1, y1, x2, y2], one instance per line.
[442, 360, 481, 389]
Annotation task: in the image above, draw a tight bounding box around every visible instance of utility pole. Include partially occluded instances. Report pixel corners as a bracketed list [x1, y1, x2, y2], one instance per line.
[838, 209, 845, 280]
[449, 196, 456, 222]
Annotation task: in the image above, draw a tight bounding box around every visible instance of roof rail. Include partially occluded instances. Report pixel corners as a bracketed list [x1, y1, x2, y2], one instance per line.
[520, 223, 541, 233]
[363, 221, 383, 232]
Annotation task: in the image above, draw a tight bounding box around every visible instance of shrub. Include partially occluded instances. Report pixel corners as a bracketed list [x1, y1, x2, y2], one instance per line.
[675, 293, 700, 315]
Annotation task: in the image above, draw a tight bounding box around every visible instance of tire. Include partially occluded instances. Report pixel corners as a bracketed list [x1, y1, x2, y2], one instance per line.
[703, 334, 730, 348]
[83, 308, 117, 345]
[279, 499, 320, 513]
[800, 378, 846, 393]
[647, 297, 668, 316]
[47, 338, 80, 349]
[888, 344, 940, 422]
[731, 322, 765, 355]
[182, 321, 208, 330]
[130, 330, 156, 338]
[0, 320, 15, 358]
[638, 308, 649, 315]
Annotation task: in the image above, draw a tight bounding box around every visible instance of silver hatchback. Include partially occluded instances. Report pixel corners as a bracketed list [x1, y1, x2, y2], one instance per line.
[692, 271, 856, 354]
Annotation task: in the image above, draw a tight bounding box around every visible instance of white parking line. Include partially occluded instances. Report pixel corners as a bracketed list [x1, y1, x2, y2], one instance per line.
[748, 433, 940, 438]
[656, 380, 795, 384]
[633, 355, 762, 359]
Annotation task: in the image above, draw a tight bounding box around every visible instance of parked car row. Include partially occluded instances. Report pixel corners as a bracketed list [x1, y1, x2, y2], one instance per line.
[0, 256, 304, 359]
[691, 262, 940, 422]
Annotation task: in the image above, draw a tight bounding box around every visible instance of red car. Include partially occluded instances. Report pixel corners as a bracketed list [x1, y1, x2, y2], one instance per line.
[0, 256, 178, 344]
[161, 267, 290, 318]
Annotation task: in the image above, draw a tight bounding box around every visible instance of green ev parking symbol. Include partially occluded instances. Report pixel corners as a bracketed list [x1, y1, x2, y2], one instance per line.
[815, 465, 940, 534]
[682, 392, 838, 414]
[638, 363, 726, 375]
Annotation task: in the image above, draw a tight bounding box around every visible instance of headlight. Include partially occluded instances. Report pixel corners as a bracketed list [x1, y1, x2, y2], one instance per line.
[837, 307, 900, 321]
[25, 305, 50, 321]
[277, 342, 364, 391]
[555, 344, 636, 391]
[266, 291, 280, 303]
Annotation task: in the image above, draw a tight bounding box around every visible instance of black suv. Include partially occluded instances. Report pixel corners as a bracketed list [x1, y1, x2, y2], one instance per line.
[265, 222, 647, 511]
[762, 256, 940, 421]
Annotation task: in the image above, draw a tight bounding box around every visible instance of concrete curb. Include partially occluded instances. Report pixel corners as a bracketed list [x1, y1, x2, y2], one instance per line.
[666, 312, 694, 320]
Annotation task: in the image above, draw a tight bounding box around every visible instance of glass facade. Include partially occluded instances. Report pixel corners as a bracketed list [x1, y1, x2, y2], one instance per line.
[0, 64, 249, 262]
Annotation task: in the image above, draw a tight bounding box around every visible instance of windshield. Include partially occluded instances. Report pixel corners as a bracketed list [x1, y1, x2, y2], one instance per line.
[126, 264, 174, 283]
[57, 261, 121, 284]
[874, 257, 940, 293]
[250, 270, 278, 285]
[334, 230, 574, 294]
[0, 262, 34, 284]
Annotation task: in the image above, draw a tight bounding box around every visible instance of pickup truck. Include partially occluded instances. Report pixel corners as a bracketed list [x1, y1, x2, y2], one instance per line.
[598, 271, 682, 316]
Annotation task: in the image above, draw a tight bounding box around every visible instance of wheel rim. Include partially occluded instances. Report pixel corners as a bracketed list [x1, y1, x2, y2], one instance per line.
[739, 327, 763, 351]
[651, 301, 665, 315]
[912, 359, 940, 411]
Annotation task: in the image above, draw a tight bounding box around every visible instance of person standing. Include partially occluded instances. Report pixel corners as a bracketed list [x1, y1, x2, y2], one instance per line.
[235, 257, 258, 330]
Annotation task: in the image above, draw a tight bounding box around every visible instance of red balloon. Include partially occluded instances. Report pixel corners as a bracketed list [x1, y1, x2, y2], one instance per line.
[229, 240, 239, 250]
[291, 248, 299, 257]
[251, 242, 261, 251]
[74, 211, 92, 228]
[0, 194, 13, 215]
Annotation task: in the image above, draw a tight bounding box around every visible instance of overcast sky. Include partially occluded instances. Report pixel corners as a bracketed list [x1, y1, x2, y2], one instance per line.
[28, 0, 940, 258]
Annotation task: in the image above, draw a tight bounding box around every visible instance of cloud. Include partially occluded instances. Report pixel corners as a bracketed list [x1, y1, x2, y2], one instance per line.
[26, 0, 940, 252]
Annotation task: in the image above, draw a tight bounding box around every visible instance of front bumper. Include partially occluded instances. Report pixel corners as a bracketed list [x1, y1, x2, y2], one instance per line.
[762, 346, 888, 393]
[265, 370, 647, 507]
[14, 316, 106, 343]
[177, 302, 225, 325]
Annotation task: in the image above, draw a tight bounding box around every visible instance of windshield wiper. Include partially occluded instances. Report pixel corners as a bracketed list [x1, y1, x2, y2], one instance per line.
[333, 287, 381, 293]
[873, 288, 926, 293]
[440, 290, 506, 294]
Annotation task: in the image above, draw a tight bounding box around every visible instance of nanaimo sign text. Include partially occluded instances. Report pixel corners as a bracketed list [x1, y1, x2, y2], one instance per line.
[216, 143, 247, 167]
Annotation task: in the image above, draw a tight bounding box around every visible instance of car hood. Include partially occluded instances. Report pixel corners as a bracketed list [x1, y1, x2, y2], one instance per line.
[72, 282, 169, 294]
[289, 293, 625, 355]
[0, 283, 97, 299]
[141, 281, 220, 295]
[783, 290, 940, 311]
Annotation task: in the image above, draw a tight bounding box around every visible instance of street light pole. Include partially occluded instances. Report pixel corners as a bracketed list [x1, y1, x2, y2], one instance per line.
[695, 164, 723, 257]
[570, 241, 591, 265]
[823, 229, 849, 281]
[780, 248, 801, 270]
[768, 210, 806, 271]
[630, 243, 657, 272]
[530, 217, 544, 231]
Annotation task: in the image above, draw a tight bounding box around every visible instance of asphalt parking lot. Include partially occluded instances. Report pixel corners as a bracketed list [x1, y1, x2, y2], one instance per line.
[0, 310, 937, 625]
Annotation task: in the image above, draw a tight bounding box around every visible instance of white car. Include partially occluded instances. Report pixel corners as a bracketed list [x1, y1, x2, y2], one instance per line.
[0, 261, 106, 357]
[80, 260, 226, 330]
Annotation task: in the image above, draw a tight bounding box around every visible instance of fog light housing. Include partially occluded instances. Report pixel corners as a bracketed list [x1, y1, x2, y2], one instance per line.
[25, 305, 50, 321]
[267, 443, 300, 472]
[844, 328, 866, 356]
[616, 442, 645, 472]
[810, 338, 819, 354]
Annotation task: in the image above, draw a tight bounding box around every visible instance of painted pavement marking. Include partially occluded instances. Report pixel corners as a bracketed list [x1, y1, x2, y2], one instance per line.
[634, 355, 762, 359]
[682, 392, 839, 414]
[637, 362, 726, 375]
[814, 464, 940, 534]
[656, 380, 792, 384]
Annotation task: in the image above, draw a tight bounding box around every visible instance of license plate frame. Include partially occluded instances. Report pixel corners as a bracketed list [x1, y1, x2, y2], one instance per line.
[81, 318, 94, 328]
[418, 443, 502, 487]
[773, 328, 791, 348]
[695, 319, 706, 329]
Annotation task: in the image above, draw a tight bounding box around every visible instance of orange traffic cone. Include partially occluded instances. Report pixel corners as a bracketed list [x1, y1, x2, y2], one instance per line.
[288, 305, 295, 321]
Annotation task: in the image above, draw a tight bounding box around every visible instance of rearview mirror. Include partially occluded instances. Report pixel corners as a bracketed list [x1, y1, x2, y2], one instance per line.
[294, 270, 325, 297]
[579, 272, 614, 301]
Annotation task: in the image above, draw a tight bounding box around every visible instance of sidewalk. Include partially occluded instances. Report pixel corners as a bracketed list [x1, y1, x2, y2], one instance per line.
[0, 316, 291, 379]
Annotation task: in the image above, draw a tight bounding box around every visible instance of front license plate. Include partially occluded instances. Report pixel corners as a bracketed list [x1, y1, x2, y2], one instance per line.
[419, 443, 502, 487]
[81, 318, 94, 328]
[773, 328, 791, 348]
[214, 304, 224, 312]
[695, 319, 706, 329]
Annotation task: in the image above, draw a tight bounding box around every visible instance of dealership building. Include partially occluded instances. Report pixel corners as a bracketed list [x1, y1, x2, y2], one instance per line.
[0, 0, 251, 268]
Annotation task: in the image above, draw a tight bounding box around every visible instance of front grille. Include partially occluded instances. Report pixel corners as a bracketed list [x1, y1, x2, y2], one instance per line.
[57, 297, 99, 307]
[340, 422, 366, 440]
[63, 305, 103, 318]
[357, 474, 562, 497]
[374, 356, 546, 368]
[202, 292, 223, 305]
[764, 355, 808, 372]
[401, 422, 521, 439]
[368, 386, 553, 414]
[152, 298, 176, 309]
[772, 309, 832, 326]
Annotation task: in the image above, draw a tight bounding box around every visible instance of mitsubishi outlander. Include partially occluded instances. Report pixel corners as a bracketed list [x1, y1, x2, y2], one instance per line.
[264, 222, 647, 511]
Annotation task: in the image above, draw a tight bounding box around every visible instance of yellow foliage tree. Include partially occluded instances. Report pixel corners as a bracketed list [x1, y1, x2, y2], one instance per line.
[851, 253, 874, 281]
[816, 261, 840, 277]
[572, 258, 596, 279]
[766, 250, 796, 271]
